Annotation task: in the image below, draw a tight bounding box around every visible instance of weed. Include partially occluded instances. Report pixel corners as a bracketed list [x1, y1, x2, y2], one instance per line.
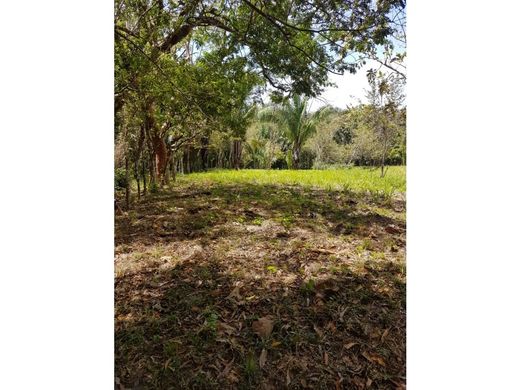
[301, 278, 316, 295]
[278, 215, 295, 228]
[356, 239, 374, 252]
[243, 353, 258, 380]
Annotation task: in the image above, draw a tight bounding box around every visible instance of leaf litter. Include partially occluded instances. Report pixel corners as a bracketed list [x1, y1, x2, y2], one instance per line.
[115, 181, 406, 389]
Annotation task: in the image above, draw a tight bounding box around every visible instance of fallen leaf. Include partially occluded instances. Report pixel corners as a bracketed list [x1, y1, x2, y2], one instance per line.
[385, 224, 401, 234]
[366, 377, 373, 388]
[345, 342, 357, 350]
[217, 322, 236, 336]
[271, 340, 282, 348]
[259, 348, 267, 368]
[313, 324, 323, 338]
[218, 358, 234, 378]
[370, 354, 386, 367]
[227, 286, 242, 300]
[381, 328, 390, 342]
[252, 317, 273, 338]
[362, 351, 386, 367]
[324, 351, 329, 365]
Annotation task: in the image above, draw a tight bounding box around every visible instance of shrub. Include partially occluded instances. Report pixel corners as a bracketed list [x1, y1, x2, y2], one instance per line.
[299, 148, 316, 169]
[114, 168, 128, 190]
[271, 156, 288, 170]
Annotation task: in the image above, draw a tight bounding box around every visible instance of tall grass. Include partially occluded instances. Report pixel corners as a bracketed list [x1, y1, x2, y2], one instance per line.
[178, 166, 406, 196]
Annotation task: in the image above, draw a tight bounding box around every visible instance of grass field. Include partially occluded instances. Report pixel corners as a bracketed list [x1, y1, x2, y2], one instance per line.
[177, 166, 406, 196]
[115, 169, 406, 389]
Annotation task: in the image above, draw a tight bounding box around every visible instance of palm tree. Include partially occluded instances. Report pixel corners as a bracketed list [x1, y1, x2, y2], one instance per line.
[258, 95, 330, 169]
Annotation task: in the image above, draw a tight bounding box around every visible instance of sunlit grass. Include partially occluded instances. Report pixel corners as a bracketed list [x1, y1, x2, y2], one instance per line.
[177, 166, 405, 196]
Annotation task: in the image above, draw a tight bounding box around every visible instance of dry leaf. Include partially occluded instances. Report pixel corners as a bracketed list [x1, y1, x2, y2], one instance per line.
[362, 351, 386, 367]
[227, 286, 242, 300]
[345, 342, 357, 350]
[381, 328, 390, 342]
[252, 317, 273, 338]
[271, 340, 281, 348]
[217, 322, 236, 336]
[259, 348, 267, 368]
[370, 354, 386, 367]
[218, 358, 234, 378]
[324, 351, 329, 365]
[366, 377, 373, 388]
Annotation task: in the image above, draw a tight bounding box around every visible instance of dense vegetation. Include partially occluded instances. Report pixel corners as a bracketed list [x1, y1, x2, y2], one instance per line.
[115, 0, 406, 208]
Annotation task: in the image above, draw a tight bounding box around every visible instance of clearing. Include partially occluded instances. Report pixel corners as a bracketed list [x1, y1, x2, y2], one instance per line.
[115, 167, 406, 389]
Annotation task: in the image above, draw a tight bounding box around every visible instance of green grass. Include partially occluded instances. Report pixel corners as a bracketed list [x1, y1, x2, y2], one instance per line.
[177, 166, 405, 196]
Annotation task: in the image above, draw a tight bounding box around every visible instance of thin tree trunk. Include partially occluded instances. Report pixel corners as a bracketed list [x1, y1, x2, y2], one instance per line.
[200, 136, 209, 171]
[149, 153, 156, 187]
[142, 160, 147, 195]
[381, 139, 388, 178]
[134, 160, 140, 200]
[171, 157, 177, 182]
[125, 157, 130, 210]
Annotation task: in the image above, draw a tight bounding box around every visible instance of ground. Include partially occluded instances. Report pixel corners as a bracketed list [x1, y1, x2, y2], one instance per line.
[115, 168, 406, 389]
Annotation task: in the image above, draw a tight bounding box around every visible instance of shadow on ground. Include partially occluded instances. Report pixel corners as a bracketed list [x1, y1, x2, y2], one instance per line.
[115, 182, 406, 389]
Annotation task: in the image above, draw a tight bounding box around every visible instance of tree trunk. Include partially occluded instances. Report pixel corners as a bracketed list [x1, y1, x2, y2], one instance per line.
[200, 136, 209, 171]
[125, 157, 130, 210]
[142, 160, 147, 195]
[171, 157, 177, 182]
[381, 137, 388, 178]
[292, 145, 301, 169]
[232, 140, 242, 170]
[152, 134, 168, 185]
[134, 160, 140, 200]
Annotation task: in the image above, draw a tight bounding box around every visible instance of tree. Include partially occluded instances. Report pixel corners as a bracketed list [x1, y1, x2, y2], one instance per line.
[258, 95, 330, 169]
[366, 70, 405, 176]
[114, 0, 406, 202]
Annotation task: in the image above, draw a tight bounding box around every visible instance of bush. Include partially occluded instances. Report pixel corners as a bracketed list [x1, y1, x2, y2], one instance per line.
[271, 156, 288, 170]
[150, 182, 159, 194]
[298, 148, 316, 169]
[115, 168, 128, 190]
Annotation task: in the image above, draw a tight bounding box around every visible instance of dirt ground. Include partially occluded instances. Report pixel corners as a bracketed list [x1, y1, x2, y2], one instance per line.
[115, 182, 406, 389]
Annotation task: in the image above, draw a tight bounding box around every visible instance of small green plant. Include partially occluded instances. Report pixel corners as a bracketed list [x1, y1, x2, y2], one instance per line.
[301, 278, 316, 295]
[279, 215, 295, 228]
[150, 182, 159, 194]
[114, 168, 128, 190]
[243, 354, 258, 379]
[356, 239, 374, 252]
[163, 340, 178, 357]
[266, 265, 278, 273]
[201, 310, 218, 338]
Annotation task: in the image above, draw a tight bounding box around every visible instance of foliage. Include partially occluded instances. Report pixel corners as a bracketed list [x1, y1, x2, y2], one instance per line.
[114, 0, 405, 193]
[258, 95, 332, 168]
[114, 168, 128, 190]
